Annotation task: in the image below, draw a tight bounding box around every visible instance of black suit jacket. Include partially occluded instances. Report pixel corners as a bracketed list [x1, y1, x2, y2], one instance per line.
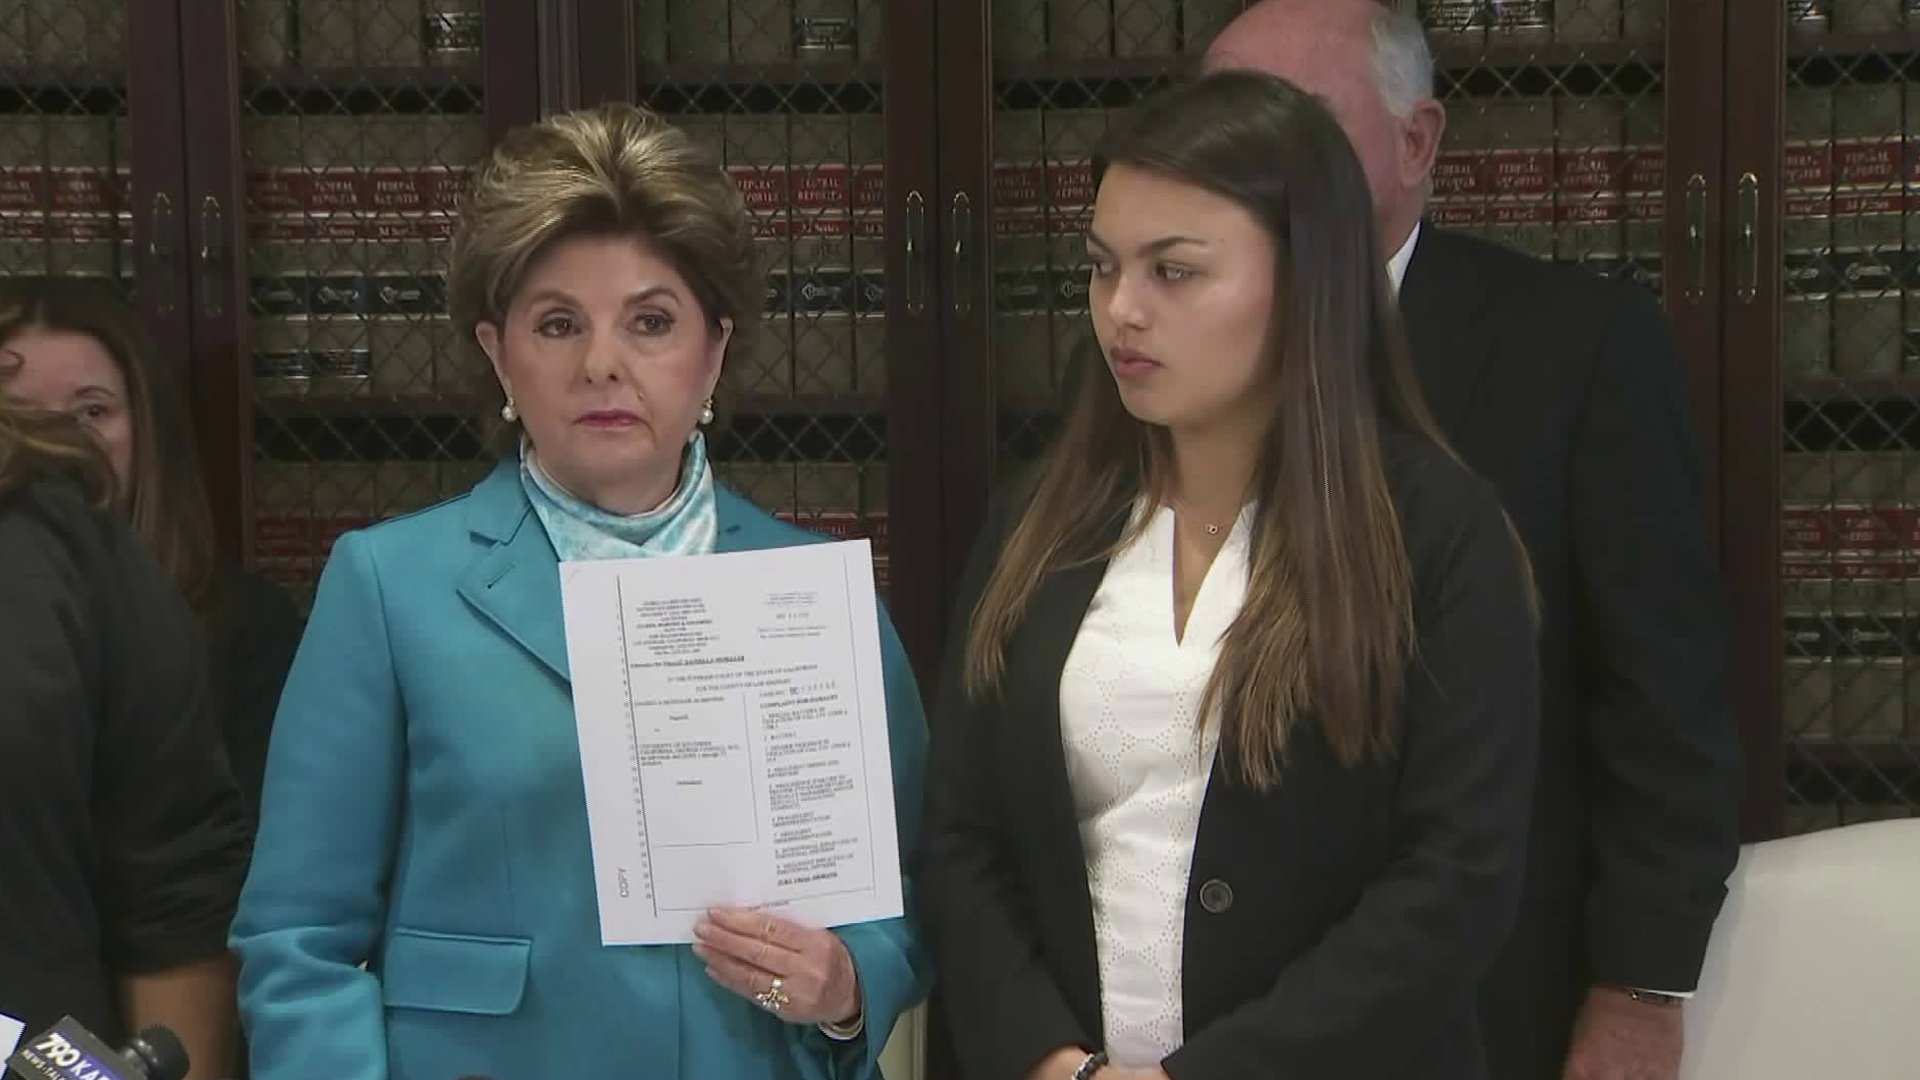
[1397, 226, 1741, 1080]
[0, 480, 251, 1043]
[922, 432, 1541, 1080]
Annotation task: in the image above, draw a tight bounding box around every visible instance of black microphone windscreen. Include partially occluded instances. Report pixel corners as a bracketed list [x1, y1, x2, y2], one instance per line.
[124, 1027, 188, 1080]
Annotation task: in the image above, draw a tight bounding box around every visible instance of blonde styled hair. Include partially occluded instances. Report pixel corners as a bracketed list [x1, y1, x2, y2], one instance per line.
[448, 102, 761, 451]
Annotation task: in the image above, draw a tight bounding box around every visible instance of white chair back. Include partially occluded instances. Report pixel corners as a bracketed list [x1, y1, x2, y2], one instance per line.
[1679, 818, 1920, 1080]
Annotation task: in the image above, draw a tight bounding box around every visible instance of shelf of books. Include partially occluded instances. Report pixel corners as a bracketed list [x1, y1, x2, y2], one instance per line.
[0, 3, 133, 291]
[237, 0, 493, 606]
[983, 0, 1669, 480]
[1778, 1, 1920, 832]
[630, 0, 895, 596]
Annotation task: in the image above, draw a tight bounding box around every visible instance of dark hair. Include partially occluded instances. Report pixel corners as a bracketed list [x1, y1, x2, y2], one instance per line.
[0, 393, 116, 507]
[0, 278, 220, 610]
[964, 69, 1526, 785]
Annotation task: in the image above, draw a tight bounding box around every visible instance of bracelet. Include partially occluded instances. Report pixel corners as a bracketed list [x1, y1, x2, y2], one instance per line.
[1070, 1051, 1109, 1080]
[818, 1008, 866, 1041]
[1626, 988, 1686, 1008]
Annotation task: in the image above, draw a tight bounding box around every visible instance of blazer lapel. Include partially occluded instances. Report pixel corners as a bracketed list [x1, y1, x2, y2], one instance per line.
[1397, 225, 1496, 439]
[1007, 512, 1127, 1023]
[456, 461, 571, 684]
[454, 479, 769, 685]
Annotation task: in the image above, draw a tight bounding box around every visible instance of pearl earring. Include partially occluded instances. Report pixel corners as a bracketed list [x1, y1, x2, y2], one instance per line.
[699, 398, 715, 425]
[500, 397, 518, 423]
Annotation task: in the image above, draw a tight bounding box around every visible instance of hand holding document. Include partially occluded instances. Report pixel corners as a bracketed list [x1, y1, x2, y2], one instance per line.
[558, 539, 902, 945]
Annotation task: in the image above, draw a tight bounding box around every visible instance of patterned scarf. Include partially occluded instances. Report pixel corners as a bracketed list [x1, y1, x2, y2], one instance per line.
[518, 432, 719, 562]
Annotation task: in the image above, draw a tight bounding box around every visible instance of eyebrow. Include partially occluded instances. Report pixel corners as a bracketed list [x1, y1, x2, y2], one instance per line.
[523, 285, 682, 309]
[1083, 231, 1210, 256]
[72, 385, 118, 400]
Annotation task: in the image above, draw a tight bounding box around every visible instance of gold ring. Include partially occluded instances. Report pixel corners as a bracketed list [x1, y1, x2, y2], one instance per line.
[755, 976, 790, 1014]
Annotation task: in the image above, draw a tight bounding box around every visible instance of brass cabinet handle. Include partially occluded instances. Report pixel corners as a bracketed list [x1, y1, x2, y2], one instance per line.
[199, 196, 226, 317]
[904, 190, 925, 317]
[148, 192, 175, 315]
[1736, 172, 1759, 304]
[1684, 173, 1707, 305]
[951, 192, 972, 316]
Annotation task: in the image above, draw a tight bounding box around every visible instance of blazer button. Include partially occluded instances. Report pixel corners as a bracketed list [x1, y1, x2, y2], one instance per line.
[1198, 878, 1234, 914]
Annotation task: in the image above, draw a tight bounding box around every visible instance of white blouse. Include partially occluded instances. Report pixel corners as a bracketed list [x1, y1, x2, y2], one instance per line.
[1058, 502, 1251, 1066]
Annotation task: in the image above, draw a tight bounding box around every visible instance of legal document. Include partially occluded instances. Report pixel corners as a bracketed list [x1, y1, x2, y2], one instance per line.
[558, 539, 903, 945]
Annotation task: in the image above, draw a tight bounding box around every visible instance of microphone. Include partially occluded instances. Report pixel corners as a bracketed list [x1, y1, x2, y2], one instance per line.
[4, 1017, 188, 1080]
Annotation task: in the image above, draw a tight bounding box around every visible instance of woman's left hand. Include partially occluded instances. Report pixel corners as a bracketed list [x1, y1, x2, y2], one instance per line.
[693, 907, 861, 1026]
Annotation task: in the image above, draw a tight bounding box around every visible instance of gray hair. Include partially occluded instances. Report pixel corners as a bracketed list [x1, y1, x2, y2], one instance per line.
[1367, 1, 1437, 204]
[1368, 1, 1434, 120]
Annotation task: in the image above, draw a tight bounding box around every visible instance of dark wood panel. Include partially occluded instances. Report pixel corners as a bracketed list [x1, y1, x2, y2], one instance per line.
[935, 0, 994, 666]
[174, 0, 247, 561]
[540, 0, 581, 111]
[1721, 1, 1787, 842]
[1665, 0, 1728, 541]
[883, 0, 948, 692]
[482, 0, 543, 144]
[574, 0, 631, 106]
[124, 2, 189, 346]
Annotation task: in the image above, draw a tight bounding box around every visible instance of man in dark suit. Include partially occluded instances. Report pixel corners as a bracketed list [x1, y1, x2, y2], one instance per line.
[1207, 3, 1742, 1080]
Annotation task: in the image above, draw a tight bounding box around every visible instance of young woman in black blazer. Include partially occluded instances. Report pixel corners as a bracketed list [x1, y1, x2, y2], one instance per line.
[0, 397, 250, 1077]
[922, 71, 1541, 1080]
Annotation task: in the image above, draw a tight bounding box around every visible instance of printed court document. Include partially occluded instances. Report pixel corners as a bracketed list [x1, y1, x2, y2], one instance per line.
[558, 539, 903, 945]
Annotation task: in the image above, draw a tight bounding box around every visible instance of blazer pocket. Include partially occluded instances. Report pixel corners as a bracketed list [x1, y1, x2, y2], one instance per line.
[381, 927, 531, 1016]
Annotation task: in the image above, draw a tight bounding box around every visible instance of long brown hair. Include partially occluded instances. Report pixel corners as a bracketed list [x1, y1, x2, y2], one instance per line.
[0, 393, 116, 508]
[0, 279, 219, 610]
[965, 70, 1509, 786]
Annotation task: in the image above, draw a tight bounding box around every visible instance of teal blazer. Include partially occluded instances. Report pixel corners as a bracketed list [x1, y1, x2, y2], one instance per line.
[232, 460, 932, 1080]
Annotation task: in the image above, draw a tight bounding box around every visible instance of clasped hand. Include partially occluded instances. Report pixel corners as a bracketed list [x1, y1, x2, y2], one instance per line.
[692, 906, 861, 1026]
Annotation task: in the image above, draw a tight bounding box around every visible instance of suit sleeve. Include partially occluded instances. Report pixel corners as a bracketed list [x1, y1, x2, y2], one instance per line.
[93, 527, 252, 975]
[789, 606, 936, 1080]
[231, 531, 406, 1080]
[1161, 477, 1540, 1080]
[920, 491, 1095, 1080]
[1570, 284, 1740, 991]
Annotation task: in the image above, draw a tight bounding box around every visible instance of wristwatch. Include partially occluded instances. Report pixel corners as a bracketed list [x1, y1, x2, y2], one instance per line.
[1625, 988, 1687, 1008]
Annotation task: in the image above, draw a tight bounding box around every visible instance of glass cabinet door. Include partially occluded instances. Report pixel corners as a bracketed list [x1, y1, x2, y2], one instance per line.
[630, 0, 896, 598]
[1776, 6, 1920, 833]
[230, 0, 495, 606]
[0, 3, 134, 293]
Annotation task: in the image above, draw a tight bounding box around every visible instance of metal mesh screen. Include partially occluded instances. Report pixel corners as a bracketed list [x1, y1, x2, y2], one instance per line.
[986, 0, 1668, 476]
[238, 0, 489, 608]
[0, 2, 133, 291]
[636, 0, 892, 595]
[1777, 5, 1920, 835]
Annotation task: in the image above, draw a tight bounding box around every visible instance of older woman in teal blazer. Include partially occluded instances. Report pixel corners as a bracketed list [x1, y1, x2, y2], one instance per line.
[231, 103, 931, 1080]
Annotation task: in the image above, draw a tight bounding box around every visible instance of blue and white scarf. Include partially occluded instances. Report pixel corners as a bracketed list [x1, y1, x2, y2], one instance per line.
[519, 432, 719, 562]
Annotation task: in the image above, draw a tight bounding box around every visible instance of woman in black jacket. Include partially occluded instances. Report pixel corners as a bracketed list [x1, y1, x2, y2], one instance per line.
[0, 395, 251, 1078]
[0, 279, 303, 817]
